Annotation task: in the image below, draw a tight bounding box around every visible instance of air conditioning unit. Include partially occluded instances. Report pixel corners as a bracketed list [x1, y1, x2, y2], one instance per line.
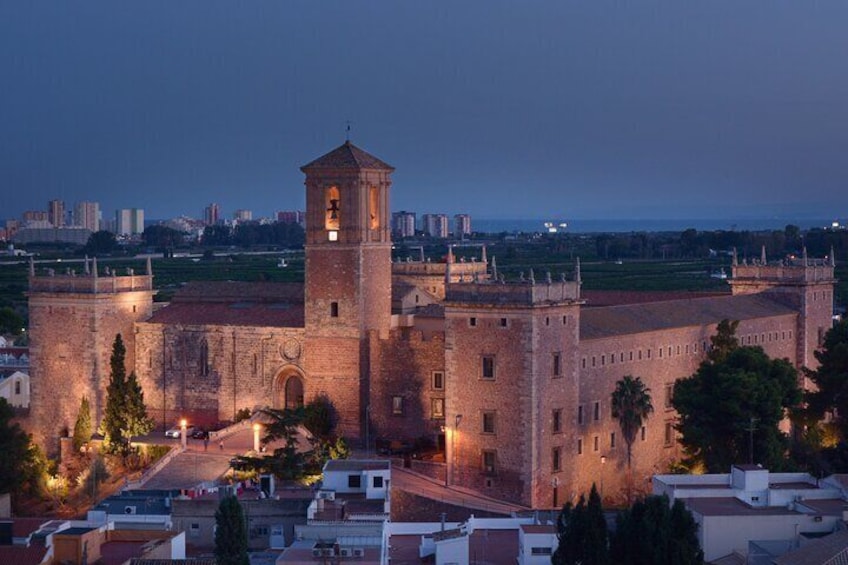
[353, 548, 365, 557]
[340, 548, 352, 557]
[312, 549, 322, 558]
[318, 491, 335, 500]
[124, 506, 137, 515]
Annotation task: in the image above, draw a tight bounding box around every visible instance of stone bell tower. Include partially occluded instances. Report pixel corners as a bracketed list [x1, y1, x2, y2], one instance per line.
[301, 141, 393, 437]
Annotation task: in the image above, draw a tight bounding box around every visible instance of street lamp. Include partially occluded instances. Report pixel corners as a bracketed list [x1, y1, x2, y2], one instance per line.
[600, 455, 607, 502]
[180, 418, 187, 450]
[447, 414, 463, 487]
[253, 423, 261, 452]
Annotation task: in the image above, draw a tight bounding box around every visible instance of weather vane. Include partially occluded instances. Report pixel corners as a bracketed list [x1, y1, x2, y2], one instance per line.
[345, 120, 353, 142]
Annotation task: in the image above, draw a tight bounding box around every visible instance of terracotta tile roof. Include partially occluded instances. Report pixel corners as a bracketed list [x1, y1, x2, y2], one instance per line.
[101, 540, 147, 565]
[580, 294, 796, 340]
[146, 281, 305, 327]
[582, 290, 728, 307]
[147, 302, 304, 328]
[170, 281, 304, 304]
[300, 141, 394, 171]
[0, 546, 48, 565]
[325, 459, 390, 472]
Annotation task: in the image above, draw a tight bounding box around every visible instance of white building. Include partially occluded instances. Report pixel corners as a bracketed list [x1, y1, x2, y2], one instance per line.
[73, 201, 100, 232]
[391, 211, 416, 238]
[422, 213, 449, 238]
[0, 370, 29, 408]
[653, 465, 848, 562]
[453, 214, 471, 238]
[115, 208, 144, 236]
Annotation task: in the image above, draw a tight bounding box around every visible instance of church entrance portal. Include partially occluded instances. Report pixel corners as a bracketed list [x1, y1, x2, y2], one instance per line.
[274, 372, 304, 410]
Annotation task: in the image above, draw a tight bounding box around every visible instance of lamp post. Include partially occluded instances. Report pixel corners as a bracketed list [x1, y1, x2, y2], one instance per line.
[600, 455, 607, 502]
[180, 418, 187, 450]
[253, 423, 261, 452]
[447, 414, 462, 487]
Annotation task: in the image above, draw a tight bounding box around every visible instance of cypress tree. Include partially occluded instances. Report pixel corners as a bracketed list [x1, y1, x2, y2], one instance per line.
[214, 495, 250, 565]
[72, 396, 92, 453]
[103, 334, 128, 454]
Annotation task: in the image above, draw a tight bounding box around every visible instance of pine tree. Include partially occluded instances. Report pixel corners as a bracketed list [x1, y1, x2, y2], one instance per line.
[72, 396, 92, 453]
[610, 494, 703, 565]
[214, 495, 250, 565]
[103, 334, 128, 454]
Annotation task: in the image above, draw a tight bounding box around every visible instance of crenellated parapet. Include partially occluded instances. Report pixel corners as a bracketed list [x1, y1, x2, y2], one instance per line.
[445, 278, 582, 307]
[27, 256, 154, 295]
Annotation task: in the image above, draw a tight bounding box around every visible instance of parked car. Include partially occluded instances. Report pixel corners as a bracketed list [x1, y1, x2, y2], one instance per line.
[191, 429, 208, 440]
[165, 424, 196, 438]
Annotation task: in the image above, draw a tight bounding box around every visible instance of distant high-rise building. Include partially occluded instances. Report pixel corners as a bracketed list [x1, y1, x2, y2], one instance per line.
[22, 210, 48, 224]
[48, 200, 65, 228]
[233, 209, 252, 222]
[115, 208, 144, 236]
[276, 210, 305, 225]
[391, 211, 417, 238]
[74, 201, 100, 232]
[204, 203, 220, 226]
[454, 214, 472, 238]
[422, 213, 449, 238]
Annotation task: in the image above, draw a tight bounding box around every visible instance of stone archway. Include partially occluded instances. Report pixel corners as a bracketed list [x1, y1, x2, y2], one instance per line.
[273, 368, 305, 410]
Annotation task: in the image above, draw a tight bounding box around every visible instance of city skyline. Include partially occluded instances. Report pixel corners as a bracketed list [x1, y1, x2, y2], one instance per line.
[2, 3, 847, 222]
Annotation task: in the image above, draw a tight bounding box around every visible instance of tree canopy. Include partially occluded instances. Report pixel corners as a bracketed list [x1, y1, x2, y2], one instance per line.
[83, 230, 118, 255]
[0, 398, 45, 497]
[673, 327, 802, 472]
[610, 494, 703, 565]
[803, 319, 848, 439]
[72, 395, 92, 453]
[214, 495, 249, 565]
[553, 483, 609, 565]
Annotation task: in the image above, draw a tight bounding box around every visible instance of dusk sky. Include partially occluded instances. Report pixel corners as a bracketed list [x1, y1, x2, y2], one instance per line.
[2, 2, 847, 223]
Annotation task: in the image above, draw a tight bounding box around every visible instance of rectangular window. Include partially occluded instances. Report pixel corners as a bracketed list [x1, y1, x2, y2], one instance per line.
[578, 405, 584, 425]
[593, 435, 599, 452]
[552, 447, 561, 471]
[482, 411, 496, 434]
[330, 301, 339, 318]
[482, 450, 496, 474]
[610, 432, 616, 449]
[545, 316, 550, 326]
[348, 475, 361, 488]
[647, 348, 652, 359]
[373, 476, 384, 488]
[552, 409, 562, 433]
[500, 317, 508, 327]
[577, 438, 583, 455]
[593, 401, 600, 421]
[592, 356, 596, 367]
[481, 356, 495, 379]
[665, 384, 674, 409]
[469, 317, 477, 327]
[601, 354, 606, 366]
[553, 352, 562, 377]
[641, 426, 647, 441]
[532, 547, 553, 556]
[432, 371, 444, 390]
[392, 396, 403, 415]
[629, 351, 634, 361]
[581, 358, 587, 369]
[431, 398, 445, 419]
[664, 422, 674, 447]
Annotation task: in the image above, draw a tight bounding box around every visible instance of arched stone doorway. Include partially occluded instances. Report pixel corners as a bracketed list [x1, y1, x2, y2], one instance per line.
[273, 369, 305, 410]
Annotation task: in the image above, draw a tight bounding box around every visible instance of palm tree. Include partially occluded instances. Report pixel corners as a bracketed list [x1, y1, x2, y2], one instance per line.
[611, 375, 654, 501]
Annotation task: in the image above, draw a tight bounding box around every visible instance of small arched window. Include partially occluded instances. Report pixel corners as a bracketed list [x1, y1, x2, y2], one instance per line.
[200, 342, 209, 377]
[14, 380, 21, 395]
[369, 186, 380, 230]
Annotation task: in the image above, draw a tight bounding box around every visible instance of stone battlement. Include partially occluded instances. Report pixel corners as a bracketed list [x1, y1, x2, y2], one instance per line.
[28, 257, 154, 294]
[446, 279, 581, 306]
[732, 262, 835, 285]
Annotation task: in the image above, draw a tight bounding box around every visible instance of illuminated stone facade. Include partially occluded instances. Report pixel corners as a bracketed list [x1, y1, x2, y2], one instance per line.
[26, 141, 836, 507]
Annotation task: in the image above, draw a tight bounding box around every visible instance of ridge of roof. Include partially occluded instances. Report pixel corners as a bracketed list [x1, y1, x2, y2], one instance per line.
[301, 141, 394, 171]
